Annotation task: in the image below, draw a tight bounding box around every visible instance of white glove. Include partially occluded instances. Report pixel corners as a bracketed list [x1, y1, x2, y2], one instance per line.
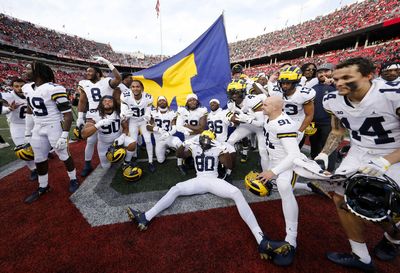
[93, 56, 115, 70]
[359, 157, 391, 177]
[114, 133, 126, 146]
[183, 138, 195, 148]
[77, 112, 85, 127]
[143, 114, 151, 122]
[120, 110, 133, 120]
[314, 152, 329, 170]
[95, 118, 113, 129]
[160, 130, 170, 141]
[237, 113, 254, 124]
[183, 127, 193, 136]
[55, 131, 69, 150]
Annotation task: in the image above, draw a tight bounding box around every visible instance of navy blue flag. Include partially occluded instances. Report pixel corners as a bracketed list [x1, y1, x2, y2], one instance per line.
[132, 15, 231, 109]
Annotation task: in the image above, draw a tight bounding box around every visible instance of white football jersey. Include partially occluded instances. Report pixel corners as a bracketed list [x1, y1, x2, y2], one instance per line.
[1, 91, 27, 124]
[270, 85, 315, 129]
[151, 109, 177, 133]
[177, 106, 208, 127]
[78, 77, 114, 111]
[89, 110, 121, 143]
[207, 108, 230, 142]
[23, 82, 70, 123]
[263, 113, 298, 162]
[120, 91, 153, 122]
[189, 139, 224, 178]
[323, 80, 400, 150]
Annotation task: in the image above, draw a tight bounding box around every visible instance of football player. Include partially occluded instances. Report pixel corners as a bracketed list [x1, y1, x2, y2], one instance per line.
[126, 130, 291, 263]
[314, 58, 400, 272]
[377, 61, 400, 83]
[207, 98, 235, 180]
[258, 96, 303, 266]
[146, 96, 186, 175]
[226, 80, 269, 170]
[1, 78, 37, 180]
[120, 79, 155, 172]
[77, 56, 122, 177]
[176, 93, 207, 140]
[22, 62, 79, 204]
[81, 95, 136, 169]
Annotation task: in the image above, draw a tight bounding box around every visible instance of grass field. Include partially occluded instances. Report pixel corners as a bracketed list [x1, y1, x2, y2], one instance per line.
[111, 149, 262, 194]
[0, 115, 16, 167]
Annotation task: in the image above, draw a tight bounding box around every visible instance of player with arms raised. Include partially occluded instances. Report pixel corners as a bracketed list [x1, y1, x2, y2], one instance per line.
[77, 57, 122, 177]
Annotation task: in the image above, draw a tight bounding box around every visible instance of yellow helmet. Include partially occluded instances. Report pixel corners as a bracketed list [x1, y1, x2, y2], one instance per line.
[106, 143, 126, 163]
[231, 64, 243, 74]
[123, 166, 143, 182]
[304, 122, 317, 136]
[244, 171, 273, 197]
[14, 143, 34, 161]
[199, 130, 216, 150]
[227, 79, 246, 98]
[278, 66, 302, 83]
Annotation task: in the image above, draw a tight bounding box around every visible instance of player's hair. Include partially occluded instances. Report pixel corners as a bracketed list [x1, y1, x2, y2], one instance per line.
[132, 79, 144, 89]
[336, 57, 375, 76]
[97, 95, 119, 118]
[88, 66, 103, 78]
[121, 72, 132, 81]
[11, 78, 26, 86]
[301, 63, 317, 78]
[31, 62, 55, 83]
[380, 60, 399, 74]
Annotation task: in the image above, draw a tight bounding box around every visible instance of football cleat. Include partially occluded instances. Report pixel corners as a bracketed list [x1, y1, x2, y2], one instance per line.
[258, 236, 291, 260]
[24, 186, 50, 204]
[307, 182, 332, 199]
[69, 179, 79, 193]
[81, 162, 93, 177]
[29, 169, 38, 181]
[273, 245, 296, 266]
[126, 207, 149, 231]
[373, 236, 400, 261]
[326, 252, 375, 272]
[148, 163, 156, 173]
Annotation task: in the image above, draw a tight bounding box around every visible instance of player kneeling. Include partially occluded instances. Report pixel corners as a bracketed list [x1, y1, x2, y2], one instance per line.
[81, 96, 136, 170]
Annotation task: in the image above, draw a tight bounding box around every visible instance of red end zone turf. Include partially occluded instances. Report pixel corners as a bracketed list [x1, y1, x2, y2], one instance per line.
[0, 141, 399, 273]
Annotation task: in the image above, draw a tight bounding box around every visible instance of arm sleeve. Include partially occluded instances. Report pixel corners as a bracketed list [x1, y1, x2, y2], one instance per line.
[271, 136, 301, 175]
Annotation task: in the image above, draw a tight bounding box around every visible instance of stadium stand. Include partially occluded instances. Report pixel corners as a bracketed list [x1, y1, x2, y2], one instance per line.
[229, 0, 400, 61]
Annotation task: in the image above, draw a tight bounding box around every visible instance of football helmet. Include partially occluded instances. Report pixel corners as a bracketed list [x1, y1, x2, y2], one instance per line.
[278, 66, 302, 83]
[199, 130, 216, 151]
[123, 166, 143, 182]
[244, 171, 273, 197]
[231, 64, 243, 74]
[344, 174, 400, 222]
[105, 143, 126, 163]
[73, 125, 83, 139]
[227, 79, 246, 99]
[304, 122, 317, 136]
[14, 143, 34, 161]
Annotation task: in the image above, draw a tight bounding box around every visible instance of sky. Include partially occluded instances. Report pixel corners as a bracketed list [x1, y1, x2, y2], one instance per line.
[0, 0, 361, 56]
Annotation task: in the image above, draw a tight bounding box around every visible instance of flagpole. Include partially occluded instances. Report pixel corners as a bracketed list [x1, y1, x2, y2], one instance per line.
[159, 9, 163, 61]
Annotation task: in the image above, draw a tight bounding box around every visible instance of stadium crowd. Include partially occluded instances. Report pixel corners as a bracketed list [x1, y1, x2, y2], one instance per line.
[229, 0, 400, 61]
[0, 1, 400, 272]
[0, 13, 165, 67]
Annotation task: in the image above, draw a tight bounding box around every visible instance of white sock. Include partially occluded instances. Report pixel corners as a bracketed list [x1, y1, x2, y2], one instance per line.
[349, 240, 371, 264]
[294, 183, 311, 191]
[67, 169, 76, 180]
[177, 158, 183, 165]
[38, 173, 49, 188]
[125, 151, 134, 162]
[285, 220, 298, 248]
